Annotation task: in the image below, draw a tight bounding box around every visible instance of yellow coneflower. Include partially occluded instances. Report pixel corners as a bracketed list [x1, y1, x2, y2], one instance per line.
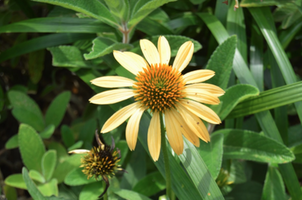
[89, 36, 224, 161]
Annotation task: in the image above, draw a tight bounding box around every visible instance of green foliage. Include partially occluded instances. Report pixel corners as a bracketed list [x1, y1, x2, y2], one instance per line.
[2, 0, 302, 199]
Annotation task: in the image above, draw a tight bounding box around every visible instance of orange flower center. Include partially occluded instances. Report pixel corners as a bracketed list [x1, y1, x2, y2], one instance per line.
[133, 64, 185, 112]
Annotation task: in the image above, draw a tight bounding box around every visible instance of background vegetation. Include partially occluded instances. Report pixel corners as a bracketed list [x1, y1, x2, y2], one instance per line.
[0, 0, 302, 199]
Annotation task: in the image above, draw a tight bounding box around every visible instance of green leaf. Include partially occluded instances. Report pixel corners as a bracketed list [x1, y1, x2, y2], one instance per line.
[228, 81, 302, 118]
[241, 0, 295, 7]
[32, 0, 119, 28]
[19, 124, 46, 172]
[5, 134, 19, 149]
[0, 33, 95, 62]
[179, 138, 224, 200]
[197, 134, 224, 179]
[79, 182, 104, 200]
[67, 141, 83, 151]
[64, 168, 97, 186]
[132, 172, 165, 197]
[40, 125, 56, 139]
[27, 50, 44, 84]
[22, 167, 47, 200]
[48, 46, 94, 68]
[197, 13, 258, 87]
[29, 170, 46, 183]
[219, 84, 259, 120]
[61, 125, 75, 148]
[52, 154, 82, 184]
[0, 17, 113, 33]
[42, 150, 57, 181]
[273, 3, 302, 29]
[4, 174, 27, 189]
[214, 129, 295, 163]
[111, 188, 152, 200]
[115, 140, 129, 165]
[84, 37, 133, 60]
[128, 0, 176, 28]
[38, 179, 59, 197]
[104, 0, 130, 21]
[228, 160, 247, 184]
[3, 185, 17, 200]
[262, 166, 286, 200]
[288, 124, 302, 147]
[226, 181, 263, 200]
[48, 142, 68, 163]
[45, 91, 71, 127]
[137, 17, 174, 36]
[205, 35, 237, 90]
[8, 91, 45, 131]
[149, 35, 202, 57]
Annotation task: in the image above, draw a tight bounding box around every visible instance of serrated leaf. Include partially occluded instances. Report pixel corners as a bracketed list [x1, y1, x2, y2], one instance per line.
[219, 84, 259, 120]
[197, 134, 224, 179]
[5, 134, 19, 149]
[38, 179, 59, 197]
[214, 129, 295, 163]
[42, 150, 57, 181]
[29, 170, 46, 183]
[205, 35, 237, 90]
[48, 46, 93, 68]
[40, 124, 55, 139]
[45, 91, 71, 127]
[84, 37, 133, 60]
[4, 174, 27, 189]
[64, 168, 97, 186]
[79, 182, 104, 200]
[133, 172, 165, 197]
[32, 0, 119, 28]
[19, 124, 46, 172]
[8, 91, 44, 131]
[128, 0, 176, 28]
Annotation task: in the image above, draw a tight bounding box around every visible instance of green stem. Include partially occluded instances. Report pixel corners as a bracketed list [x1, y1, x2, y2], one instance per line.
[160, 113, 172, 200]
[102, 181, 108, 200]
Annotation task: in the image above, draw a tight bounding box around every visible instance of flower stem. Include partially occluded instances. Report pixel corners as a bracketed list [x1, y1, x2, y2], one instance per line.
[160, 113, 172, 200]
[102, 180, 108, 200]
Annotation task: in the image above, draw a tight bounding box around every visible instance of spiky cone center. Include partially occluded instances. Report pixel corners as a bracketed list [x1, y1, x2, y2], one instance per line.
[134, 64, 185, 112]
[80, 146, 121, 180]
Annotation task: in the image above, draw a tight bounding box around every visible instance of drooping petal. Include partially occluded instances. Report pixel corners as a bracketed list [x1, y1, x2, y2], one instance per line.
[183, 69, 215, 84]
[179, 99, 221, 124]
[113, 51, 146, 75]
[164, 110, 184, 155]
[91, 76, 135, 88]
[170, 109, 200, 147]
[176, 103, 210, 142]
[158, 36, 171, 65]
[147, 111, 161, 161]
[140, 39, 160, 65]
[185, 83, 225, 96]
[183, 88, 220, 105]
[89, 89, 135, 105]
[126, 107, 145, 151]
[101, 102, 140, 133]
[173, 41, 194, 72]
[68, 149, 90, 154]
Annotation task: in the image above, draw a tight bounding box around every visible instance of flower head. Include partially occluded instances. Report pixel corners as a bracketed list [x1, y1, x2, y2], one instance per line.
[89, 36, 224, 161]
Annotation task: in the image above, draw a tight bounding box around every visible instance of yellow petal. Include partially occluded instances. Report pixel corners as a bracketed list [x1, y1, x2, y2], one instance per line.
[123, 52, 149, 70]
[183, 88, 220, 105]
[176, 103, 210, 142]
[165, 110, 184, 155]
[158, 36, 171, 65]
[89, 89, 134, 105]
[179, 99, 221, 124]
[126, 107, 145, 151]
[185, 83, 225, 96]
[140, 39, 160, 65]
[183, 69, 215, 84]
[170, 109, 200, 147]
[101, 102, 140, 133]
[147, 111, 161, 161]
[91, 76, 135, 88]
[113, 51, 146, 75]
[173, 41, 194, 72]
[68, 149, 90, 154]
